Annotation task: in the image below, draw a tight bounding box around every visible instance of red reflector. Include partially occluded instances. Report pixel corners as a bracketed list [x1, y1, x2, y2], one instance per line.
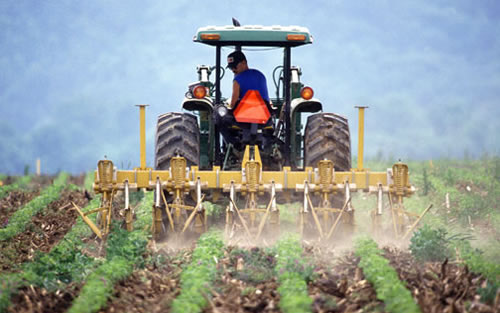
[234, 90, 270, 124]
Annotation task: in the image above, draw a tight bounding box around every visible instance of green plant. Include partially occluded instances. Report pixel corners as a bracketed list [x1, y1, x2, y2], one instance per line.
[355, 238, 421, 313]
[171, 230, 224, 313]
[0, 195, 102, 312]
[83, 171, 95, 193]
[0, 172, 68, 241]
[0, 175, 32, 199]
[203, 201, 225, 218]
[409, 225, 451, 262]
[422, 167, 430, 196]
[274, 234, 313, 313]
[68, 257, 132, 313]
[67, 191, 153, 313]
[455, 241, 500, 304]
[230, 247, 275, 284]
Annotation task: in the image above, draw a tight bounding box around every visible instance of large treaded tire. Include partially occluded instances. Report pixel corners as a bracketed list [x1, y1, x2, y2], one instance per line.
[304, 113, 351, 171]
[155, 112, 199, 170]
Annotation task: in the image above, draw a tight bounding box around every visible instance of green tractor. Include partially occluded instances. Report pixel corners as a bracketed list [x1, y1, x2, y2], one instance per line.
[154, 23, 351, 175]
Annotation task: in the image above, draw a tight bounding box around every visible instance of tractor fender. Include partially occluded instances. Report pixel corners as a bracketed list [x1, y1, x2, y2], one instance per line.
[182, 97, 214, 113]
[290, 97, 322, 116]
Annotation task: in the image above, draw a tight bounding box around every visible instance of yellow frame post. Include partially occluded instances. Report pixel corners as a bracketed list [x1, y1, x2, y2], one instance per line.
[136, 104, 149, 170]
[355, 106, 368, 171]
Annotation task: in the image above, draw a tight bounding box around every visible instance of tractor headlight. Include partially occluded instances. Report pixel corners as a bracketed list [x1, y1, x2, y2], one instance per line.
[217, 105, 228, 117]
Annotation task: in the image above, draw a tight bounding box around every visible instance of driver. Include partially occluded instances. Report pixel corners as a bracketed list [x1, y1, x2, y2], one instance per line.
[226, 50, 270, 108]
[216, 50, 270, 147]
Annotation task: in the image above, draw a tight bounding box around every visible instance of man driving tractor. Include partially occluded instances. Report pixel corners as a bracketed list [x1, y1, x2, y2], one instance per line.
[226, 50, 269, 108]
[216, 50, 273, 148]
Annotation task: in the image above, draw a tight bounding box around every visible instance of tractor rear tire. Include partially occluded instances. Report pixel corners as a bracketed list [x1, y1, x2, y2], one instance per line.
[304, 113, 351, 170]
[155, 112, 200, 170]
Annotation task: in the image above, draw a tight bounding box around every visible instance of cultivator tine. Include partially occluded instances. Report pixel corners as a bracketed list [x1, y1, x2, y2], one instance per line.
[326, 196, 352, 240]
[228, 196, 252, 239]
[255, 194, 276, 241]
[160, 188, 175, 232]
[402, 204, 433, 240]
[305, 189, 324, 238]
[181, 194, 206, 234]
[71, 201, 103, 239]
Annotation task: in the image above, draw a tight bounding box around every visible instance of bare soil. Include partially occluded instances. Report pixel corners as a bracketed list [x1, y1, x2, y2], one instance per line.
[101, 249, 191, 313]
[8, 283, 81, 313]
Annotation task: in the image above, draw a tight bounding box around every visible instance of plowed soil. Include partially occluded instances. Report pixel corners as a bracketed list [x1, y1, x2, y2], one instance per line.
[0, 189, 89, 272]
[383, 247, 498, 313]
[101, 249, 189, 313]
[0, 190, 40, 227]
[8, 283, 81, 313]
[7, 241, 499, 313]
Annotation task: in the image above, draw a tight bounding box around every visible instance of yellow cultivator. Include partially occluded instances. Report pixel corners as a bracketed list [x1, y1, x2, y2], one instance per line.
[73, 105, 431, 243]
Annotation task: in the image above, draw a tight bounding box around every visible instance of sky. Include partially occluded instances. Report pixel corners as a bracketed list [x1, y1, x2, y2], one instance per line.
[0, 0, 499, 174]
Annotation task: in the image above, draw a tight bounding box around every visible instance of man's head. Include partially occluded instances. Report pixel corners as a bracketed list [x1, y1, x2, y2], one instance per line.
[227, 50, 248, 74]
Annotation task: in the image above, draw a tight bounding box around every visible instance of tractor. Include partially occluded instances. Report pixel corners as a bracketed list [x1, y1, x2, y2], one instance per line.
[76, 22, 428, 244]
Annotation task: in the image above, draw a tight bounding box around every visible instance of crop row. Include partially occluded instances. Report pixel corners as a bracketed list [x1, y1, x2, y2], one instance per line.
[274, 234, 313, 313]
[355, 238, 421, 313]
[0, 172, 68, 241]
[0, 194, 102, 312]
[68, 191, 153, 313]
[0, 176, 32, 200]
[171, 230, 225, 313]
[0, 187, 153, 313]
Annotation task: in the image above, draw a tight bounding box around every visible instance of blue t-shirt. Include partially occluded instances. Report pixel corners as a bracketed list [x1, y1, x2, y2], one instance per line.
[234, 69, 269, 102]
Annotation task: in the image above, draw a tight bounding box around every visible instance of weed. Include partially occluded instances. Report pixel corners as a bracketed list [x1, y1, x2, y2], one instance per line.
[203, 201, 225, 218]
[230, 247, 275, 284]
[409, 225, 451, 262]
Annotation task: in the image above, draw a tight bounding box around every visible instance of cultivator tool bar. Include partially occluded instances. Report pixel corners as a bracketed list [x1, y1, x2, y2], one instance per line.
[78, 105, 430, 242]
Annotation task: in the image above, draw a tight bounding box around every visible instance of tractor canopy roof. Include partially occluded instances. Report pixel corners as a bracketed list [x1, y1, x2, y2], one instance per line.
[194, 25, 313, 47]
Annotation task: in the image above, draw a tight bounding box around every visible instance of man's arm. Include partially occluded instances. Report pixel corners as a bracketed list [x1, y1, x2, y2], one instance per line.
[230, 80, 240, 109]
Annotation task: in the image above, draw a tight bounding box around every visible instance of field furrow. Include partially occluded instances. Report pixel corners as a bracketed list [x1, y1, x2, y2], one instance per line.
[0, 188, 89, 272]
[0, 173, 69, 241]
